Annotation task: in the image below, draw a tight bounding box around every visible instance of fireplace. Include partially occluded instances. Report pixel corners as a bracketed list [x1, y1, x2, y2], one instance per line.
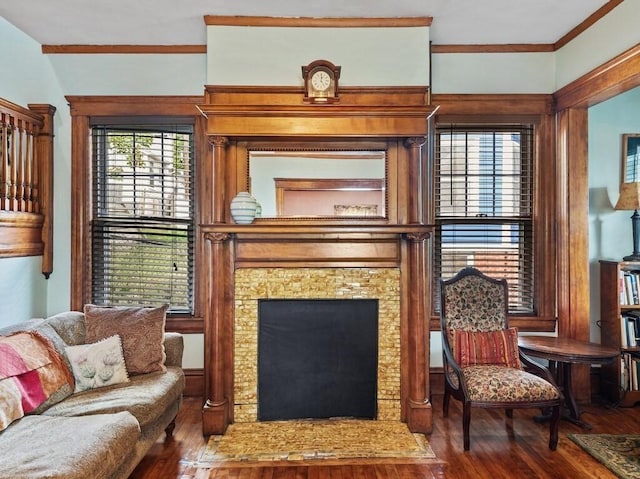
[199, 86, 435, 435]
[233, 268, 401, 423]
[257, 298, 378, 421]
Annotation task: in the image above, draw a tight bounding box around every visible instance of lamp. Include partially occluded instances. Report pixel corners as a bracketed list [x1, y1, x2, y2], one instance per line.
[615, 182, 640, 261]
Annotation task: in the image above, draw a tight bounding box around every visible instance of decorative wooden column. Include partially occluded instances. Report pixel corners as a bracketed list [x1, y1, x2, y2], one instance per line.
[202, 135, 234, 435]
[202, 232, 232, 435]
[28, 104, 56, 278]
[404, 231, 432, 433]
[405, 137, 426, 224]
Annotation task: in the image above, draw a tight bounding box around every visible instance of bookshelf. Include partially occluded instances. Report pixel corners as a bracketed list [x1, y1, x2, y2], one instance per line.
[600, 260, 640, 407]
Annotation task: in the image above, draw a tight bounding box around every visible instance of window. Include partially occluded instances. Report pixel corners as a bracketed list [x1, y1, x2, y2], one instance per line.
[91, 123, 194, 313]
[434, 125, 534, 314]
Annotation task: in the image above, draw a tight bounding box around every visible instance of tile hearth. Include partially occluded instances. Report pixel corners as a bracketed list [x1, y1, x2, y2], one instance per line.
[199, 419, 436, 463]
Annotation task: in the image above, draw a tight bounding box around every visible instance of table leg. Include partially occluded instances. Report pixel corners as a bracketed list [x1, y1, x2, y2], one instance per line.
[559, 362, 592, 430]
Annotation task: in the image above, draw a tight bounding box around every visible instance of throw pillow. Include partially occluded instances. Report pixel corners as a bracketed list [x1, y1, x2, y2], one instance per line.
[84, 304, 168, 375]
[453, 327, 522, 369]
[65, 335, 129, 392]
[0, 331, 75, 431]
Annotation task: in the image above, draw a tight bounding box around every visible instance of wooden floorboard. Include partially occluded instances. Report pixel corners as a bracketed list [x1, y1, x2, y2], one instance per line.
[129, 394, 640, 478]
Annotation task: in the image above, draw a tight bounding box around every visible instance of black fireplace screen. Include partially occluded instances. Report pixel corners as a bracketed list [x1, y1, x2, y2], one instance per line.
[257, 298, 378, 421]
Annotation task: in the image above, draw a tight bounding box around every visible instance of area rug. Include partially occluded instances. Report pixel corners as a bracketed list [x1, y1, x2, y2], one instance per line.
[199, 420, 437, 463]
[569, 434, 640, 479]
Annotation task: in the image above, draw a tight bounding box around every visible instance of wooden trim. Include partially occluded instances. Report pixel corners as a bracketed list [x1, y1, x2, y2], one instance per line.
[0, 99, 55, 277]
[42, 45, 206, 54]
[66, 95, 204, 116]
[166, 317, 204, 334]
[432, 44, 554, 54]
[69, 115, 90, 311]
[0, 212, 44, 256]
[28, 104, 56, 278]
[432, 94, 554, 116]
[554, 0, 623, 50]
[554, 43, 640, 111]
[199, 87, 433, 138]
[67, 95, 205, 313]
[429, 95, 558, 335]
[183, 368, 205, 397]
[204, 16, 432, 28]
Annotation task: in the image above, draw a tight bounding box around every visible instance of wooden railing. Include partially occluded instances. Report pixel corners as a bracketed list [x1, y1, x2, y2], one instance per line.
[0, 98, 56, 278]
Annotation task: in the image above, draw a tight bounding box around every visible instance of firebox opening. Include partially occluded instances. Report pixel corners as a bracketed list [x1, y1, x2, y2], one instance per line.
[257, 298, 378, 421]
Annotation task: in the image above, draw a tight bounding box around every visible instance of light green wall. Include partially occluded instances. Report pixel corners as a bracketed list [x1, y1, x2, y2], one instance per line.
[588, 86, 640, 342]
[0, 18, 64, 326]
[0, 5, 638, 370]
[206, 26, 430, 86]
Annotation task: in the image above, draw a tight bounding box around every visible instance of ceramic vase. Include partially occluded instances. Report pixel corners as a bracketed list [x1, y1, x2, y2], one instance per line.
[230, 192, 258, 224]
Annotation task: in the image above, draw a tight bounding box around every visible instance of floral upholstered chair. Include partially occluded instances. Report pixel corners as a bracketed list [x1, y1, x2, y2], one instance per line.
[439, 267, 562, 451]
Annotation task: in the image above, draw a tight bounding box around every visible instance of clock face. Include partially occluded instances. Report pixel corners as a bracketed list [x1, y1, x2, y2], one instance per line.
[310, 70, 331, 92]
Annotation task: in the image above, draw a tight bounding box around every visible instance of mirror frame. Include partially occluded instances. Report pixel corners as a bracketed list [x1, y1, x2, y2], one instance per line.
[242, 140, 393, 221]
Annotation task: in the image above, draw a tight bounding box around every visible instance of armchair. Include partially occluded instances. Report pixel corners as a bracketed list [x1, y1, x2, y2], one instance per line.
[439, 267, 562, 451]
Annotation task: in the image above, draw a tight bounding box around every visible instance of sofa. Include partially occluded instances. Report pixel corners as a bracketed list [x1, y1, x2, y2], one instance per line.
[0, 307, 186, 479]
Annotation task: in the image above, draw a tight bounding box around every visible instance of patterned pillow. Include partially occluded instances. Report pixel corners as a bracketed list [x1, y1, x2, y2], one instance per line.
[453, 327, 522, 369]
[84, 304, 168, 375]
[0, 331, 74, 431]
[65, 335, 129, 392]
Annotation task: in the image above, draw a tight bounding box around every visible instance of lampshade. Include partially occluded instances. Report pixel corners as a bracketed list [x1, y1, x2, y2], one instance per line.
[615, 182, 640, 210]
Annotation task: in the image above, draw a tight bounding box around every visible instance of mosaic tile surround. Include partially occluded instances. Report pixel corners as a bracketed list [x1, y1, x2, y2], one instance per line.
[234, 267, 401, 422]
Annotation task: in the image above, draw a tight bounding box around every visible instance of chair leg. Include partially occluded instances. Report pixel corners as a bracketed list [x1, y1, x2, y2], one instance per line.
[443, 387, 451, 417]
[548, 404, 560, 451]
[462, 402, 471, 451]
[505, 408, 513, 418]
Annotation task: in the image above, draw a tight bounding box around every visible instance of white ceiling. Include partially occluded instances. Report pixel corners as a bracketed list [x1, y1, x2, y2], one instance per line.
[0, 0, 614, 46]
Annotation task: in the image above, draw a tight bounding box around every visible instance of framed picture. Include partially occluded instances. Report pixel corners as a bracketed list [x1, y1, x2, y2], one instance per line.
[622, 133, 640, 183]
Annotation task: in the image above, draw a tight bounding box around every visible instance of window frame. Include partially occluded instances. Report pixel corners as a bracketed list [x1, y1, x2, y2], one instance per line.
[431, 111, 557, 333]
[90, 123, 195, 313]
[434, 124, 535, 314]
[68, 96, 206, 334]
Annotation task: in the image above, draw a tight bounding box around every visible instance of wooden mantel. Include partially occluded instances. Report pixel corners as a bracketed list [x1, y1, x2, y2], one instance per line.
[199, 85, 436, 435]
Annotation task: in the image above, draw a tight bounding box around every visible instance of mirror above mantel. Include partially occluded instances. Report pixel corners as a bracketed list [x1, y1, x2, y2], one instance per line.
[198, 85, 435, 226]
[248, 148, 387, 218]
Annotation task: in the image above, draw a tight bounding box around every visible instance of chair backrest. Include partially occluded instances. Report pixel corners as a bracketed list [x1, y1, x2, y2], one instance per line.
[440, 267, 509, 346]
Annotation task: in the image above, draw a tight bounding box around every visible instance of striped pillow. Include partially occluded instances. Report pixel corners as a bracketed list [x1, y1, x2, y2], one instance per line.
[453, 327, 522, 369]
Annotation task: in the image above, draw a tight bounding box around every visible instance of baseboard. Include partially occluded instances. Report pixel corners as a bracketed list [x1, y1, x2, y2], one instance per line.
[184, 368, 204, 397]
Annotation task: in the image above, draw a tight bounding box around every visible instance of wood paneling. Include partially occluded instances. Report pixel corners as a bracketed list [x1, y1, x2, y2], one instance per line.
[0, 98, 55, 277]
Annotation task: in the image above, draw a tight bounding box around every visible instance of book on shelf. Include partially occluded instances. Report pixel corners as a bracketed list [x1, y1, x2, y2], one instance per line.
[620, 270, 640, 305]
[621, 352, 640, 392]
[621, 311, 640, 347]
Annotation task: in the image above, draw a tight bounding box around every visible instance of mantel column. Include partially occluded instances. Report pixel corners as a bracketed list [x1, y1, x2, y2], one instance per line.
[202, 232, 233, 435]
[404, 231, 432, 433]
[405, 137, 426, 224]
[209, 136, 228, 223]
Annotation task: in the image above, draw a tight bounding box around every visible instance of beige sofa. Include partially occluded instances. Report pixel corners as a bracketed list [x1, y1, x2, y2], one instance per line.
[0, 310, 185, 479]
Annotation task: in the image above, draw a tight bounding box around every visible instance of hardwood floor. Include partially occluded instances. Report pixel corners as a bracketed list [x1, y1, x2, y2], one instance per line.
[129, 394, 640, 478]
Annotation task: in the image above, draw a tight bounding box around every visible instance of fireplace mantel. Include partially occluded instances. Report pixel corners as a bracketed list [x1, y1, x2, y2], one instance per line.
[199, 85, 435, 435]
[201, 223, 432, 235]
